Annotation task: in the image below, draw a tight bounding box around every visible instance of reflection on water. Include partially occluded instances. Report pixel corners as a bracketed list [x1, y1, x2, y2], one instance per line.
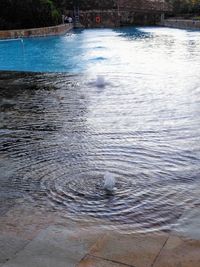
[0, 27, 200, 232]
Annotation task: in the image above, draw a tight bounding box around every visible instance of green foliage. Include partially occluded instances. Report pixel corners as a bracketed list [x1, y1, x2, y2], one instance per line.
[166, 0, 200, 15]
[0, 0, 61, 30]
[0, 1, 199, 30]
[52, 9, 61, 25]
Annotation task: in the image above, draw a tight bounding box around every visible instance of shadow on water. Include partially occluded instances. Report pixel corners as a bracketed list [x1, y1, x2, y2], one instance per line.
[114, 26, 152, 40]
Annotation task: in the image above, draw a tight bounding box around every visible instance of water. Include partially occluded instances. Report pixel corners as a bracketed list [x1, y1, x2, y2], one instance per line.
[0, 27, 200, 232]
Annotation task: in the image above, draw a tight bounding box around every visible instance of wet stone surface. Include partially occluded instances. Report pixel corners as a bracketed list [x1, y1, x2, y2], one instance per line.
[88, 231, 169, 267]
[153, 235, 200, 267]
[77, 255, 132, 267]
[0, 225, 102, 267]
[0, 234, 28, 265]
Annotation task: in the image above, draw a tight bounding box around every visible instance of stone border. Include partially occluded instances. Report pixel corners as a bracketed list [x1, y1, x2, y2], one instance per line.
[0, 24, 73, 40]
[159, 19, 200, 30]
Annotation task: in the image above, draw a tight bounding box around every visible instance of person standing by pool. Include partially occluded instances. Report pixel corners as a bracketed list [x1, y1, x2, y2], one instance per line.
[68, 17, 73, 23]
[62, 14, 65, 24]
[64, 15, 68, 23]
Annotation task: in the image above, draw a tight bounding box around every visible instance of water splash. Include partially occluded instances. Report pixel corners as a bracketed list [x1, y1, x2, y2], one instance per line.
[103, 171, 116, 192]
[95, 75, 107, 88]
[88, 75, 108, 88]
[20, 39, 25, 55]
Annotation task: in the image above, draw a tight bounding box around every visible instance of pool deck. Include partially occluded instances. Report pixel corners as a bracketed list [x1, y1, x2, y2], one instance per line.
[0, 203, 199, 267]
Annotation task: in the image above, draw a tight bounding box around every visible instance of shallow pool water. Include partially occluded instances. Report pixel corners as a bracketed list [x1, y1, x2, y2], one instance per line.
[0, 27, 200, 232]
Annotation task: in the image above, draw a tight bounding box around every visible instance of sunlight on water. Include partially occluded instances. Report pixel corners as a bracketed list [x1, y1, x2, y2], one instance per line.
[0, 27, 199, 75]
[0, 27, 200, 232]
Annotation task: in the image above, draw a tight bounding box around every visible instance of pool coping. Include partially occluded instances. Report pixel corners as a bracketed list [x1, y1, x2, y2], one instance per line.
[0, 24, 73, 40]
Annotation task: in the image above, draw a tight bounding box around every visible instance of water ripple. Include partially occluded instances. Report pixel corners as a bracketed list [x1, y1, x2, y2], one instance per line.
[1, 27, 200, 232]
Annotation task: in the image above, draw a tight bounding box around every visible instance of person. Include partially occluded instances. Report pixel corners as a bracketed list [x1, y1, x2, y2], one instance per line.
[62, 14, 65, 24]
[64, 15, 68, 23]
[68, 17, 73, 23]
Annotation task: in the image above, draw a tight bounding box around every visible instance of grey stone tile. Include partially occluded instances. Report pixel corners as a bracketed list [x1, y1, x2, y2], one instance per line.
[153, 235, 200, 267]
[2, 225, 102, 267]
[77, 255, 133, 267]
[0, 234, 28, 264]
[89, 231, 168, 267]
[1, 255, 75, 267]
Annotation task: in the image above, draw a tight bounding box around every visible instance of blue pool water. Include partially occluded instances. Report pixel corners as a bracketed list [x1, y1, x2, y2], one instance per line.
[0, 27, 200, 232]
[0, 27, 199, 74]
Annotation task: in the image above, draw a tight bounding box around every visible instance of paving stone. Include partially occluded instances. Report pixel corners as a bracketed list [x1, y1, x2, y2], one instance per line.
[89, 232, 168, 267]
[77, 255, 133, 267]
[0, 205, 57, 240]
[0, 234, 28, 264]
[153, 235, 200, 267]
[2, 225, 102, 267]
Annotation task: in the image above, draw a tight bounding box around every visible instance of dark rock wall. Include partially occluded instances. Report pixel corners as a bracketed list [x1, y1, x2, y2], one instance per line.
[79, 10, 119, 28]
[72, 1, 169, 28]
[78, 10, 162, 28]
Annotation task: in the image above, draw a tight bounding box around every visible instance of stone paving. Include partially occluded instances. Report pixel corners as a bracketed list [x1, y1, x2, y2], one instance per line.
[86, 232, 168, 267]
[0, 204, 200, 267]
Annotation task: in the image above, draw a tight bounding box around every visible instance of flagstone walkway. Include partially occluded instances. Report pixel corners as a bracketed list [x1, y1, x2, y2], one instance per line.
[0, 204, 200, 267]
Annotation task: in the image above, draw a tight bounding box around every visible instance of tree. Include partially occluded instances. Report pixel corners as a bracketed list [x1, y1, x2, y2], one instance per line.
[0, 0, 199, 30]
[0, 0, 61, 30]
[166, 0, 200, 15]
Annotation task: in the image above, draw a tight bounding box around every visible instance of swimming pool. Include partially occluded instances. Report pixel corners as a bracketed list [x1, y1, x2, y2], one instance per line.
[0, 27, 199, 74]
[0, 27, 200, 233]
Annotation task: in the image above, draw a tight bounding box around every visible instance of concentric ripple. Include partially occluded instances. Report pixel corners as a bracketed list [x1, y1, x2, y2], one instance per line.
[43, 167, 187, 228]
[1, 27, 200, 232]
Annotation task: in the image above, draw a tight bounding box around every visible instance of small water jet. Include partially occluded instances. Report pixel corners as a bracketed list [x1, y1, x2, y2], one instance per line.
[87, 75, 108, 89]
[95, 75, 107, 88]
[103, 171, 116, 192]
[20, 38, 25, 55]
